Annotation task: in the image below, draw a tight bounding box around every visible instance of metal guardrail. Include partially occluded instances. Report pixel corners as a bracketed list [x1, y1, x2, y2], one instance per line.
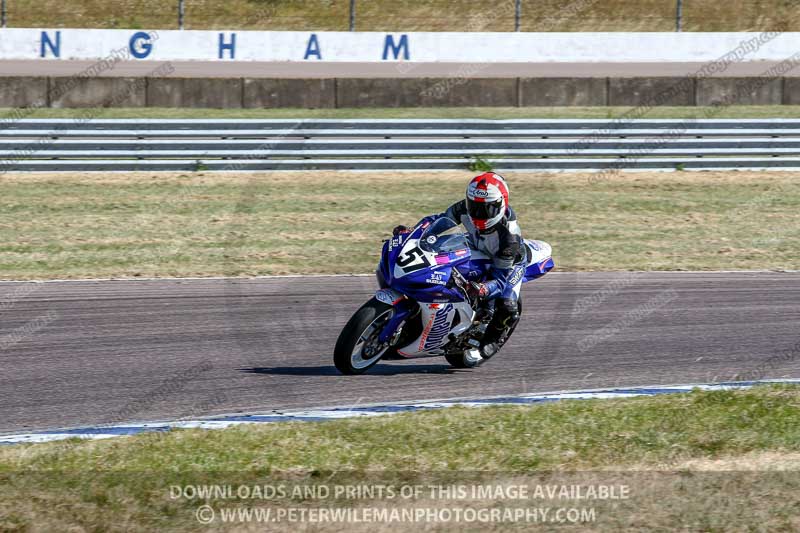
[2, 119, 800, 172]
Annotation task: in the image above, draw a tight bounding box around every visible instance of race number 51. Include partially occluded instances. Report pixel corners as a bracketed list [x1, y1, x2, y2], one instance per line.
[397, 246, 431, 273]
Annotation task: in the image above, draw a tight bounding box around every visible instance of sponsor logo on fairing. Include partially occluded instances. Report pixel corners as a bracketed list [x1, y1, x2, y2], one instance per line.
[425, 271, 447, 285]
[375, 289, 403, 306]
[435, 249, 468, 265]
[419, 304, 454, 351]
[508, 265, 524, 286]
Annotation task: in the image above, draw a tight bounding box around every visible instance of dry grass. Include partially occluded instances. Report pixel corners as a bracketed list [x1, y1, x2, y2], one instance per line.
[1, 170, 799, 280]
[1, 386, 799, 531]
[6, 0, 800, 31]
[674, 450, 800, 471]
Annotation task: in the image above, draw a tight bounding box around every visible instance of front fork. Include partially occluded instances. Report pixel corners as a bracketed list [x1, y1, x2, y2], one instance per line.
[374, 288, 413, 344]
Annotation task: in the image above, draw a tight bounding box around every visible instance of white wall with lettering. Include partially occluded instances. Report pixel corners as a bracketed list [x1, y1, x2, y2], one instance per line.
[0, 29, 796, 64]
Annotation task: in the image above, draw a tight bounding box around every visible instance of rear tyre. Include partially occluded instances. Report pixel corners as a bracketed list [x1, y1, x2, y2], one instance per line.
[444, 297, 523, 369]
[334, 298, 394, 375]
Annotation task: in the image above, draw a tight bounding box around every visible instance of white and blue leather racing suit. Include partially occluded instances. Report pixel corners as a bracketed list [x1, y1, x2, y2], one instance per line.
[423, 199, 527, 343]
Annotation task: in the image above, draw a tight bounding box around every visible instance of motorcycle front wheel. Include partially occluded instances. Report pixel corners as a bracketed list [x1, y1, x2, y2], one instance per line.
[333, 298, 394, 375]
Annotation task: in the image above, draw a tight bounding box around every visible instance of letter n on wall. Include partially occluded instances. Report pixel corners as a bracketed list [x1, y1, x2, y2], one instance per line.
[40, 31, 61, 58]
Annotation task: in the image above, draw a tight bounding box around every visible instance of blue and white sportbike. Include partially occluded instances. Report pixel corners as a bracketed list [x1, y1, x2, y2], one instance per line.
[333, 217, 554, 375]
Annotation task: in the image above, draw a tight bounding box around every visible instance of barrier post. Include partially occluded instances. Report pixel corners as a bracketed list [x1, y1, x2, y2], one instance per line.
[515, 0, 521, 31]
[178, 0, 185, 30]
[349, 0, 356, 31]
[675, 0, 683, 31]
[1, 0, 6, 28]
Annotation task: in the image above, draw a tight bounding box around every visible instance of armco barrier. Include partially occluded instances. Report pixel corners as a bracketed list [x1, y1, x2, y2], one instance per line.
[2, 118, 800, 172]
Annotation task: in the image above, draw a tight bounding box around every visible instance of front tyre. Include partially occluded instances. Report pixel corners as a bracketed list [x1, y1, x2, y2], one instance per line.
[334, 298, 394, 375]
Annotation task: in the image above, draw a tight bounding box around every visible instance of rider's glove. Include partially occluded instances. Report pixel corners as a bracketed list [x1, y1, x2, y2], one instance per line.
[467, 282, 490, 300]
[392, 225, 411, 236]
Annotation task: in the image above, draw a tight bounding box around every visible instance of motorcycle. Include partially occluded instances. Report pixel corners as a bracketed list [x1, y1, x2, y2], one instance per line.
[333, 217, 554, 375]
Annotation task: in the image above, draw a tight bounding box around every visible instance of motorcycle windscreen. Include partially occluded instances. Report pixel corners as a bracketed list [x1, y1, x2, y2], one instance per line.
[419, 218, 470, 266]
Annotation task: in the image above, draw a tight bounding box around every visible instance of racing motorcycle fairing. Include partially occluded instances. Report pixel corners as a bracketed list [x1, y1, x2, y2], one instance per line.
[383, 219, 473, 304]
[395, 300, 474, 357]
[375, 289, 415, 345]
[451, 240, 553, 286]
[374, 218, 476, 357]
[522, 240, 554, 282]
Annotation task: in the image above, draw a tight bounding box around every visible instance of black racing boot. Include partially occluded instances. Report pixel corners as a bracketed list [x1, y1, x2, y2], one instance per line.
[481, 298, 520, 360]
[481, 342, 499, 360]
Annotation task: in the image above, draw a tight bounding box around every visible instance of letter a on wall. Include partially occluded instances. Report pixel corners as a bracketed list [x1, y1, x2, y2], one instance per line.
[304, 33, 321, 60]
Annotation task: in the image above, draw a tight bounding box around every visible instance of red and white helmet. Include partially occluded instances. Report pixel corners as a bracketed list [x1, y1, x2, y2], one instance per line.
[465, 172, 509, 232]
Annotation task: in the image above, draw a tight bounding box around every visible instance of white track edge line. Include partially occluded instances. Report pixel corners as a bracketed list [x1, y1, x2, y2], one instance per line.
[2, 379, 799, 445]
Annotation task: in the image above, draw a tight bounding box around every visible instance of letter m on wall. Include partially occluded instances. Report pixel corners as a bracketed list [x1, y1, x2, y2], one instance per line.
[383, 34, 409, 60]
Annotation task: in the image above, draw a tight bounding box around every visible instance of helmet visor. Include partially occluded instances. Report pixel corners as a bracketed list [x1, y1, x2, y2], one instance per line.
[467, 197, 503, 222]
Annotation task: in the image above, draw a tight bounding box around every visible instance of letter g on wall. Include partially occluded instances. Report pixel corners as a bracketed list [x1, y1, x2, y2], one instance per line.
[129, 31, 154, 59]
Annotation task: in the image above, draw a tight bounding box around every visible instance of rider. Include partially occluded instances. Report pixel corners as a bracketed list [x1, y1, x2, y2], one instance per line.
[393, 172, 526, 365]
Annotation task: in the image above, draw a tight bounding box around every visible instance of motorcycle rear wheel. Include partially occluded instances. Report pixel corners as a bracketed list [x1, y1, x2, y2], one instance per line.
[445, 297, 523, 369]
[334, 298, 394, 375]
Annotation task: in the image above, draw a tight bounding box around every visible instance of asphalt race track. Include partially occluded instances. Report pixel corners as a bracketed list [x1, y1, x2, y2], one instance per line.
[1, 271, 799, 435]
